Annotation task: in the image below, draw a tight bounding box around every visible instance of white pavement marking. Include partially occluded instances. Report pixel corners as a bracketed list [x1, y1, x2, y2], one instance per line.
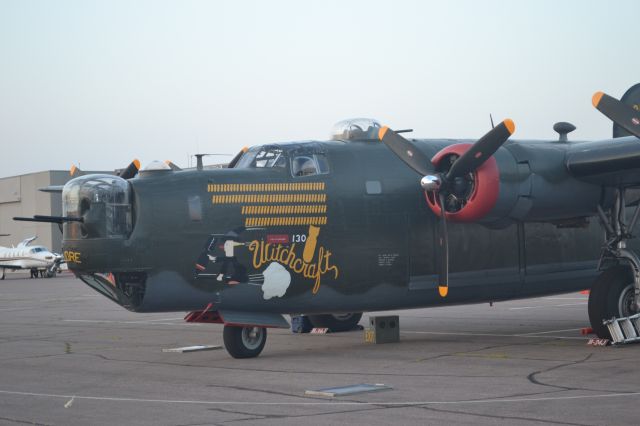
[547, 297, 588, 300]
[402, 330, 586, 340]
[517, 328, 585, 336]
[0, 307, 33, 312]
[62, 319, 194, 326]
[64, 396, 75, 408]
[508, 302, 586, 311]
[0, 389, 639, 406]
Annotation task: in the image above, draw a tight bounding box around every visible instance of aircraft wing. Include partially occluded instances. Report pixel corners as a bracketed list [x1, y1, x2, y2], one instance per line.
[566, 136, 640, 187]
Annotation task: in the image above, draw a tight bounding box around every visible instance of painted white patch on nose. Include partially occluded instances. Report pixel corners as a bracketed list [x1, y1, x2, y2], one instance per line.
[261, 262, 291, 300]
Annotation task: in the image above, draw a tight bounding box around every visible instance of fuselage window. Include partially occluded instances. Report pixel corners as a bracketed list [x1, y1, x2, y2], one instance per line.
[291, 153, 329, 177]
[188, 195, 202, 221]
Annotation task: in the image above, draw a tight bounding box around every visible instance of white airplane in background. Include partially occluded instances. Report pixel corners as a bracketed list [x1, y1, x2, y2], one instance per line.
[0, 236, 63, 279]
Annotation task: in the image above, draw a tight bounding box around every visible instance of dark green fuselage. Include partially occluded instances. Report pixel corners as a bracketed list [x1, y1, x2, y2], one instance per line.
[62, 139, 609, 314]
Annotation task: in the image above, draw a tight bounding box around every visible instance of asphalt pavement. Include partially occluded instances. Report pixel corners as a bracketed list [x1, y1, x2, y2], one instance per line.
[0, 272, 638, 425]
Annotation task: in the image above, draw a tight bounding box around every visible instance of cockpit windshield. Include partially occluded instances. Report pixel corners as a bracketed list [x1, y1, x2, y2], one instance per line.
[235, 146, 287, 169]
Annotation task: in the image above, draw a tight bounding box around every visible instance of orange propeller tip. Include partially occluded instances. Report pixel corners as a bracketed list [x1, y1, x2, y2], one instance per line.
[438, 285, 448, 297]
[378, 126, 389, 140]
[69, 165, 77, 176]
[504, 118, 515, 135]
[133, 159, 141, 169]
[241, 146, 249, 152]
[592, 91, 604, 108]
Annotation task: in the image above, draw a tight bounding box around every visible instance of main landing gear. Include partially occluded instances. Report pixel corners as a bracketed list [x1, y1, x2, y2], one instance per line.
[589, 188, 640, 339]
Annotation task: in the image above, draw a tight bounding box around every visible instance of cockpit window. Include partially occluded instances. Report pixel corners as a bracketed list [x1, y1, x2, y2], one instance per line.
[235, 146, 286, 169]
[291, 153, 329, 177]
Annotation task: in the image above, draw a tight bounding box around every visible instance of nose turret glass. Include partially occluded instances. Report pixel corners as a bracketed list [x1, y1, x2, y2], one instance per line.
[62, 175, 133, 239]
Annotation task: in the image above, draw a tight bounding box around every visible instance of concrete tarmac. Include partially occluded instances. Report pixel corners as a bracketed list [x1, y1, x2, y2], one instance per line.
[1, 272, 639, 426]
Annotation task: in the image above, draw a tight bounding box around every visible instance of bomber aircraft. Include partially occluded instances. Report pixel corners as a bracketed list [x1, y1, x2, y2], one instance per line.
[15, 84, 640, 358]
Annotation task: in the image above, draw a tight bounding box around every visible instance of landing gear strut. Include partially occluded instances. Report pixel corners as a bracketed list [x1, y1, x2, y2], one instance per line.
[590, 188, 640, 338]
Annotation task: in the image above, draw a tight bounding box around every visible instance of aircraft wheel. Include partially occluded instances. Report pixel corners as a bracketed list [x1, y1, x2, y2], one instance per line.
[0, 269, 4, 280]
[46, 270, 56, 278]
[588, 266, 638, 339]
[223, 325, 267, 358]
[307, 312, 362, 332]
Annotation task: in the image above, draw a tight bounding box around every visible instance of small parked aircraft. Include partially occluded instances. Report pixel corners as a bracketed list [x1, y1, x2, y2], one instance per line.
[0, 236, 63, 279]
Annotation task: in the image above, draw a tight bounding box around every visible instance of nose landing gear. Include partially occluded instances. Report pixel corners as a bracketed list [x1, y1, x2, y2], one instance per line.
[223, 325, 267, 359]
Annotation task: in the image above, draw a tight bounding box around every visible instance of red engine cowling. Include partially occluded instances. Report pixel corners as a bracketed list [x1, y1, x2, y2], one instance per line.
[426, 143, 500, 222]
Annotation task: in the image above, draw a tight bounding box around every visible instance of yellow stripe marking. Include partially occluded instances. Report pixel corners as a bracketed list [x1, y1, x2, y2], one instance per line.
[207, 182, 326, 193]
[243, 216, 328, 227]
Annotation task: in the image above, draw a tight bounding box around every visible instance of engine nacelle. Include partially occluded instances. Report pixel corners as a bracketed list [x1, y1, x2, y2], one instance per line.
[426, 143, 500, 222]
[425, 142, 608, 228]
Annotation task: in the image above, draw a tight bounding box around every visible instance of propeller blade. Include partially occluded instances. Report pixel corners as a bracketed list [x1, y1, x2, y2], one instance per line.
[164, 160, 182, 171]
[378, 126, 433, 176]
[437, 192, 449, 297]
[119, 159, 141, 179]
[592, 91, 640, 139]
[228, 146, 249, 169]
[446, 119, 515, 180]
[70, 164, 83, 177]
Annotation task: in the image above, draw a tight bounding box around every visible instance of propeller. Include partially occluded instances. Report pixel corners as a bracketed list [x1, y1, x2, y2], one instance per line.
[70, 164, 83, 177]
[228, 146, 249, 169]
[379, 119, 515, 297]
[592, 91, 640, 139]
[164, 160, 182, 171]
[118, 159, 141, 179]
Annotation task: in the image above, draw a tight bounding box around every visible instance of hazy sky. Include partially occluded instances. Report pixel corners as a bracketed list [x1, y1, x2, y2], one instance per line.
[1, 0, 638, 176]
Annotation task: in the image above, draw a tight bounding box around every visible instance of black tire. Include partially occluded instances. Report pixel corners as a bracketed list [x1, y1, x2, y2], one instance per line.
[307, 312, 363, 332]
[223, 325, 267, 359]
[588, 266, 637, 339]
[46, 270, 56, 278]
